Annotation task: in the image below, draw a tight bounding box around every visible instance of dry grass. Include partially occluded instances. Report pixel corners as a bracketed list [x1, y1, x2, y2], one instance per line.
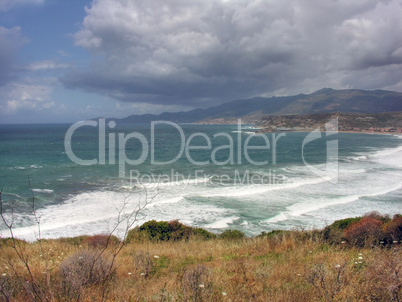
[0, 231, 401, 301]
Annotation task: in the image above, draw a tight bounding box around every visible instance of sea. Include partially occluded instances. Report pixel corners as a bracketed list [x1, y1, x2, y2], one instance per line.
[1, 120, 401, 241]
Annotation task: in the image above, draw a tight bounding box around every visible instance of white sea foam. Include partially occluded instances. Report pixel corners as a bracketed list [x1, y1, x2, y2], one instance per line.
[346, 155, 367, 161]
[2, 187, 235, 241]
[204, 216, 239, 229]
[128, 175, 212, 191]
[231, 131, 256, 134]
[266, 195, 360, 223]
[3, 193, 22, 199]
[370, 145, 402, 157]
[29, 164, 42, 169]
[368, 145, 402, 167]
[32, 189, 54, 194]
[261, 142, 402, 227]
[341, 168, 366, 174]
[0, 191, 144, 240]
[266, 180, 402, 224]
[201, 177, 326, 197]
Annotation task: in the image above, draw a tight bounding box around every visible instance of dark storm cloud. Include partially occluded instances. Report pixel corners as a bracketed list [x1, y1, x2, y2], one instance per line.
[62, 0, 402, 107]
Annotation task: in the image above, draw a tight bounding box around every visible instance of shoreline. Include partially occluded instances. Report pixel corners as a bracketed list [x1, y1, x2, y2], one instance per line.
[1, 212, 401, 242]
[258, 129, 402, 135]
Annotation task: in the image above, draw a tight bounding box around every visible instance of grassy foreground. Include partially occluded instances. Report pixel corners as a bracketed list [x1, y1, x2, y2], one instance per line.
[0, 215, 401, 301]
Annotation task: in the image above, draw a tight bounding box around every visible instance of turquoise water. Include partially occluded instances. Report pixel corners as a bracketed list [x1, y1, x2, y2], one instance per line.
[1, 122, 401, 240]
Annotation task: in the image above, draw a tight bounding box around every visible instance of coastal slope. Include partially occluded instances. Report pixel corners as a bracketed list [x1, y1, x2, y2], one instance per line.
[112, 88, 402, 124]
[258, 112, 402, 133]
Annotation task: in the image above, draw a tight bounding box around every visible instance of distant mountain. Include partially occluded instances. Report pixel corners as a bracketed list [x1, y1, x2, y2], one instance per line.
[113, 88, 402, 124]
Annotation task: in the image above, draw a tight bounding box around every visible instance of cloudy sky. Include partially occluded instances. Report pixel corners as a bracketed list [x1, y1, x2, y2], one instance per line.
[1, 0, 402, 124]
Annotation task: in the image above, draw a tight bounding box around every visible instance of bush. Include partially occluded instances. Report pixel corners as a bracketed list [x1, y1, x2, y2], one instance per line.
[218, 229, 245, 240]
[128, 220, 216, 242]
[125, 226, 149, 243]
[192, 228, 217, 240]
[258, 229, 285, 238]
[59, 250, 115, 299]
[322, 217, 361, 244]
[383, 215, 402, 242]
[168, 220, 193, 241]
[139, 220, 171, 241]
[344, 217, 384, 247]
[82, 234, 120, 249]
[363, 211, 391, 224]
[330, 217, 362, 230]
[182, 265, 213, 302]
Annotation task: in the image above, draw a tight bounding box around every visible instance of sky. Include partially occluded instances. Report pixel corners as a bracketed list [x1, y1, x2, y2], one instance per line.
[1, 0, 402, 124]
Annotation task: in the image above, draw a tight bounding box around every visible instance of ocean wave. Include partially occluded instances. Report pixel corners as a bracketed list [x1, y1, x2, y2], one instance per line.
[200, 177, 326, 198]
[265, 181, 402, 224]
[230, 131, 257, 134]
[1, 189, 234, 241]
[340, 168, 366, 175]
[368, 145, 402, 167]
[32, 189, 54, 194]
[30, 164, 43, 169]
[346, 155, 367, 161]
[370, 145, 402, 158]
[123, 175, 213, 191]
[203, 216, 239, 229]
[266, 195, 360, 223]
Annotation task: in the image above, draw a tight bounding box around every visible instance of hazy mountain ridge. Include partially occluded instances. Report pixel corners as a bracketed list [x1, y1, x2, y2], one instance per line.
[113, 88, 402, 124]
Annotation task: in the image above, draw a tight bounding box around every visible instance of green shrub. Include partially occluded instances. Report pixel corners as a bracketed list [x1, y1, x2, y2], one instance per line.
[218, 229, 245, 240]
[322, 217, 362, 244]
[139, 220, 171, 241]
[193, 228, 217, 240]
[258, 229, 285, 238]
[128, 220, 216, 242]
[168, 220, 193, 241]
[329, 217, 362, 230]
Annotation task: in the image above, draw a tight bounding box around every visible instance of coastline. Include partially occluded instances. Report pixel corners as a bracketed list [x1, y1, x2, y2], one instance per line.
[258, 129, 402, 135]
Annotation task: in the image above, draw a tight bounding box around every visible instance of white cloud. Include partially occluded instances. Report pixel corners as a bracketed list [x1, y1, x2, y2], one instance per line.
[1, 81, 54, 114]
[62, 0, 402, 107]
[28, 60, 72, 71]
[0, 0, 44, 11]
